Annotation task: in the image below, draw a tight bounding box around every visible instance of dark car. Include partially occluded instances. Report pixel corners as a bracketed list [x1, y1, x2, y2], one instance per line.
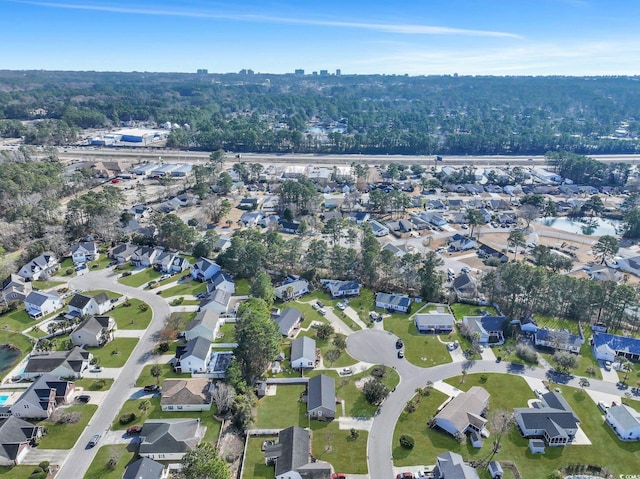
[396, 339, 404, 349]
[143, 384, 160, 393]
[126, 425, 142, 435]
[88, 433, 101, 448]
[397, 350, 405, 359]
[76, 394, 90, 403]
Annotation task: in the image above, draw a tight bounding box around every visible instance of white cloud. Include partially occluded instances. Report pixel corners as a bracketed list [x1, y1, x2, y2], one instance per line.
[9, 0, 521, 38]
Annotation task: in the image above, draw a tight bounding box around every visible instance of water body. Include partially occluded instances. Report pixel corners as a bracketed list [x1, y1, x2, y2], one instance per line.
[535, 217, 622, 236]
[0, 344, 21, 375]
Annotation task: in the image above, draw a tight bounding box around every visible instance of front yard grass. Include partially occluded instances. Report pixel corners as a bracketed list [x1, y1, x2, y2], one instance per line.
[384, 316, 452, 367]
[393, 373, 640, 478]
[310, 421, 368, 474]
[243, 436, 277, 479]
[89, 338, 138, 368]
[135, 363, 182, 387]
[32, 279, 64, 290]
[118, 268, 161, 287]
[0, 466, 39, 479]
[294, 302, 329, 329]
[109, 298, 152, 330]
[84, 445, 136, 479]
[74, 378, 114, 391]
[159, 279, 207, 298]
[111, 397, 221, 443]
[38, 404, 98, 449]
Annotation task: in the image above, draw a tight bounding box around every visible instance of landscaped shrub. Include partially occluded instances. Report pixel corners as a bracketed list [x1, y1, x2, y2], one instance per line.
[38, 461, 50, 473]
[157, 342, 170, 353]
[138, 303, 149, 312]
[371, 366, 387, 378]
[29, 471, 46, 479]
[119, 412, 136, 425]
[399, 435, 415, 449]
[515, 343, 538, 363]
[65, 268, 74, 275]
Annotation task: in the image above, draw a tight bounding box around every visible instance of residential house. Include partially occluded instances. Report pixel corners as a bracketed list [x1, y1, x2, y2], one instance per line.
[128, 204, 152, 219]
[414, 311, 456, 334]
[348, 212, 370, 224]
[486, 199, 510, 211]
[210, 271, 235, 295]
[616, 255, 640, 278]
[291, 336, 316, 369]
[239, 211, 263, 227]
[238, 197, 260, 210]
[122, 457, 168, 479]
[1, 274, 32, 303]
[24, 291, 62, 319]
[274, 278, 309, 302]
[587, 264, 622, 282]
[110, 243, 138, 263]
[382, 243, 408, 258]
[10, 374, 74, 420]
[369, 220, 390, 237]
[160, 378, 214, 412]
[606, 404, 640, 441]
[21, 347, 92, 380]
[184, 310, 220, 343]
[280, 222, 301, 234]
[462, 315, 507, 346]
[274, 308, 303, 337]
[264, 426, 332, 479]
[174, 337, 212, 374]
[448, 199, 464, 211]
[514, 391, 580, 446]
[321, 279, 360, 298]
[375, 292, 412, 313]
[497, 212, 518, 225]
[213, 235, 232, 253]
[258, 215, 281, 229]
[154, 252, 190, 274]
[0, 416, 43, 466]
[67, 293, 111, 318]
[18, 253, 58, 281]
[199, 289, 232, 315]
[449, 234, 477, 252]
[190, 258, 221, 282]
[409, 214, 431, 230]
[592, 333, 640, 362]
[139, 419, 206, 461]
[307, 374, 336, 420]
[477, 244, 509, 263]
[386, 220, 413, 235]
[534, 328, 583, 353]
[70, 242, 98, 264]
[453, 273, 478, 301]
[70, 315, 116, 347]
[131, 246, 159, 267]
[433, 451, 480, 479]
[434, 386, 490, 444]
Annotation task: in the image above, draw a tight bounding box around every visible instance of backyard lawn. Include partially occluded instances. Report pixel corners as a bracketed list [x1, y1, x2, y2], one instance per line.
[235, 278, 251, 296]
[255, 384, 307, 429]
[109, 299, 152, 330]
[449, 303, 498, 320]
[384, 315, 452, 367]
[89, 338, 138, 368]
[118, 268, 161, 287]
[112, 397, 222, 443]
[216, 322, 235, 343]
[38, 404, 98, 449]
[84, 445, 136, 479]
[243, 437, 277, 479]
[135, 363, 183, 387]
[0, 466, 41, 479]
[393, 373, 640, 478]
[298, 331, 357, 368]
[1, 309, 34, 332]
[159, 279, 207, 298]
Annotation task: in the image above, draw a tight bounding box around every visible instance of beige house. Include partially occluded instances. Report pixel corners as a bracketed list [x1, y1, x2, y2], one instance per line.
[160, 378, 214, 412]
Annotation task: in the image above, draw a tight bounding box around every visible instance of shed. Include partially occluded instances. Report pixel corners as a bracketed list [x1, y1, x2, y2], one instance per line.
[488, 461, 503, 478]
[528, 439, 545, 454]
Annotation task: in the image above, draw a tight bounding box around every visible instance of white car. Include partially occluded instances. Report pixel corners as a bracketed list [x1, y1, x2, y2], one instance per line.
[336, 302, 346, 311]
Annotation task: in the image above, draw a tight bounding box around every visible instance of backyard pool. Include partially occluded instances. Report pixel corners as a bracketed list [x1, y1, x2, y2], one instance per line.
[0, 395, 10, 406]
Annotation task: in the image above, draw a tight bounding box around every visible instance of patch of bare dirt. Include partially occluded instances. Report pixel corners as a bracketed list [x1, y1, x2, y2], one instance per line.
[217, 421, 245, 479]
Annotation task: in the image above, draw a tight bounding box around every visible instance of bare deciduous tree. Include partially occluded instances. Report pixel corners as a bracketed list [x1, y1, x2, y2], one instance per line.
[212, 382, 235, 414]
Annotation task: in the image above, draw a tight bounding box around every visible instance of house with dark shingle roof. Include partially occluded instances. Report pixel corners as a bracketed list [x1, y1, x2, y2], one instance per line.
[18, 252, 58, 281]
[592, 332, 640, 362]
[448, 234, 477, 252]
[22, 347, 92, 380]
[0, 416, 43, 466]
[9, 373, 74, 420]
[161, 378, 214, 412]
[139, 418, 205, 461]
[1, 274, 32, 303]
[462, 315, 507, 346]
[264, 426, 332, 479]
[209, 271, 235, 295]
[307, 374, 336, 420]
[375, 292, 412, 313]
[70, 315, 116, 347]
[67, 292, 111, 317]
[184, 310, 220, 343]
[534, 328, 583, 353]
[453, 273, 478, 300]
[70, 241, 98, 264]
[274, 308, 303, 337]
[321, 279, 360, 298]
[24, 291, 62, 319]
[122, 457, 168, 479]
[174, 337, 212, 373]
[190, 257, 221, 282]
[514, 391, 580, 447]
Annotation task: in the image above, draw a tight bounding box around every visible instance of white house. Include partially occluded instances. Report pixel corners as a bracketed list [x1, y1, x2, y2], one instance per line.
[274, 278, 309, 301]
[606, 404, 640, 441]
[209, 271, 235, 295]
[184, 310, 221, 343]
[160, 378, 214, 412]
[175, 337, 212, 373]
[291, 336, 316, 369]
[375, 292, 412, 313]
[21, 347, 92, 380]
[24, 291, 62, 319]
[10, 374, 75, 420]
[70, 242, 98, 264]
[70, 315, 116, 347]
[131, 246, 159, 267]
[434, 386, 490, 440]
[321, 279, 360, 298]
[67, 293, 111, 318]
[18, 253, 58, 281]
[139, 419, 205, 462]
[199, 289, 232, 315]
[190, 258, 221, 282]
[154, 252, 190, 274]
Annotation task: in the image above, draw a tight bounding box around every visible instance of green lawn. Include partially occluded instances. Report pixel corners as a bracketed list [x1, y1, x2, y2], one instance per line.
[1, 309, 34, 332]
[159, 279, 207, 298]
[38, 404, 98, 449]
[135, 363, 183, 387]
[86, 256, 114, 271]
[393, 373, 640, 478]
[84, 445, 137, 479]
[112, 397, 222, 443]
[346, 288, 376, 323]
[32, 279, 64, 290]
[74, 378, 114, 391]
[537, 341, 603, 380]
[384, 315, 452, 367]
[294, 302, 329, 329]
[89, 338, 138, 368]
[118, 268, 161, 287]
[243, 437, 277, 479]
[109, 299, 152, 330]
[216, 322, 235, 343]
[235, 278, 251, 296]
[255, 385, 307, 428]
[532, 314, 581, 334]
[167, 311, 197, 332]
[0, 466, 42, 479]
[59, 257, 75, 276]
[449, 303, 498, 320]
[310, 421, 368, 474]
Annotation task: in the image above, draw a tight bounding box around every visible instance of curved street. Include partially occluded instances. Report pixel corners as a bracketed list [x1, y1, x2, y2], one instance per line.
[346, 329, 632, 479]
[56, 268, 171, 478]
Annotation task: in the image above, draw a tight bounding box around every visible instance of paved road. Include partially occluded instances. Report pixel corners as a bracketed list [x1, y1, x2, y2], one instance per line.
[346, 329, 635, 479]
[55, 268, 171, 478]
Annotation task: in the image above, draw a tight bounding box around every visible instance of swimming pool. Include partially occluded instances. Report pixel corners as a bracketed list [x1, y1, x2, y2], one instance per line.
[0, 395, 9, 406]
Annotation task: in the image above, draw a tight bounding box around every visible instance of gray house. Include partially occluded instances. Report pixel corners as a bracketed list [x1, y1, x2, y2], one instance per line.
[139, 419, 205, 461]
[433, 451, 480, 479]
[514, 391, 580, 447]
[434, 386, 490, 443]
[274, 308, 302, 337]
[70, 315, 116, 347]
[264, 426, 332, 479]
[22, 347, 92, 380]
[414, 312, 456, 334]
[307, 374, 336, 420]
[291, 336, 316, 369]
[123, 457, 167, 479]
[0, 416, 43, 466]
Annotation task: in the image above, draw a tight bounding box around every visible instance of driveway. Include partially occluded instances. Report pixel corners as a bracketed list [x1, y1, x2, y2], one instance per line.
[55, 268, 172, 478]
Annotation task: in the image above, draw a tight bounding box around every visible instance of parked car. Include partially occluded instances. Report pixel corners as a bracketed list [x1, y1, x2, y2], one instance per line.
[332, 474, 346, 479]
[598, 401, 609, 412]
[88, 433, 101, 447]
[396, 339, 404, 349]
[126, 425, 142, 435]
[339, 368, 353, 376]
[336, 302, 346, 311]
[143, 384, 160, 393]
[369, 311, 382, 321]
[396, 472, 413, 479]
[317, 309, 326, 316]
[316, 301, 325, 309]
[397, 350, 405, 359]
[76, 395, 90, 403]
[91, 366, 102, 372]
[604, 361, 612, 370]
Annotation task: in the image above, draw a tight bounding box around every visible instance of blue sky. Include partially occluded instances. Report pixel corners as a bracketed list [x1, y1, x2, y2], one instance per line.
[2, 0, 640, 75]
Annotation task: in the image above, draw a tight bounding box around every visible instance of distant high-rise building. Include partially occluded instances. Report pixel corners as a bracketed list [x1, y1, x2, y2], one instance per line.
[335, 69, 341, 76]
[196, 69, 208, 75]
[294, 69, 305, 76]
[312, 71, 318, 76]
[320, 70, 328, 77]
